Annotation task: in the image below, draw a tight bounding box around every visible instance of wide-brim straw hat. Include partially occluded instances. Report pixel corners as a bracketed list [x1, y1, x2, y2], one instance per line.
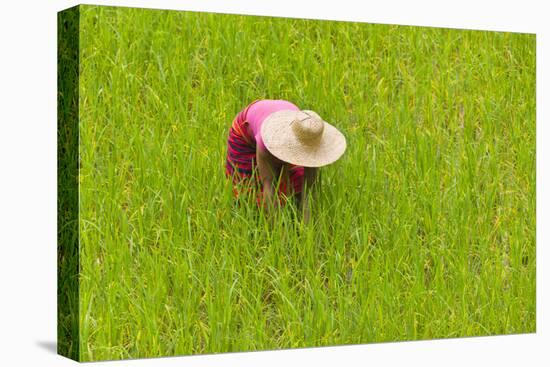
[261, 109, 347, 167]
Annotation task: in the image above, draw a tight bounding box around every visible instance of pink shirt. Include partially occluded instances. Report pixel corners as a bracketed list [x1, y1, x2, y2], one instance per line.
[245, 99, 300, 151]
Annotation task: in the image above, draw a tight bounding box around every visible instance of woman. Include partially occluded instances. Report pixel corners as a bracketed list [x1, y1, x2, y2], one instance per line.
[225, 99, 346, 223]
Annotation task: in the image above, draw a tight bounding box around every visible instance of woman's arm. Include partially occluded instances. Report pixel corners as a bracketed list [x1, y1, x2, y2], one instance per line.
[300, 167, 318, 224]
[256, 145, 278, 213]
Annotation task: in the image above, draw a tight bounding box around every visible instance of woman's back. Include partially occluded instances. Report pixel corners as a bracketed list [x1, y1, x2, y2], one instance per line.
[245, 99, 300, 151]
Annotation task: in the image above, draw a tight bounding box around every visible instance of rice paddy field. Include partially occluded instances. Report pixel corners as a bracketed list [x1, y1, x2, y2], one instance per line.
[57, 4, 536, 362]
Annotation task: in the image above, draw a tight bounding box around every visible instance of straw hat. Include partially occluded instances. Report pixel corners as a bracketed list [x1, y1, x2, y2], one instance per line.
[261, 109, 347, 167]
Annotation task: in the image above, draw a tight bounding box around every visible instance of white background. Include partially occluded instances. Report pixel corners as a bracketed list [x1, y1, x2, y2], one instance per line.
[0, 0, 548, 365]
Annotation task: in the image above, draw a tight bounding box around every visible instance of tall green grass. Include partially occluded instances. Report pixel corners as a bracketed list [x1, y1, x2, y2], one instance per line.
[74, 5, 535, 361]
